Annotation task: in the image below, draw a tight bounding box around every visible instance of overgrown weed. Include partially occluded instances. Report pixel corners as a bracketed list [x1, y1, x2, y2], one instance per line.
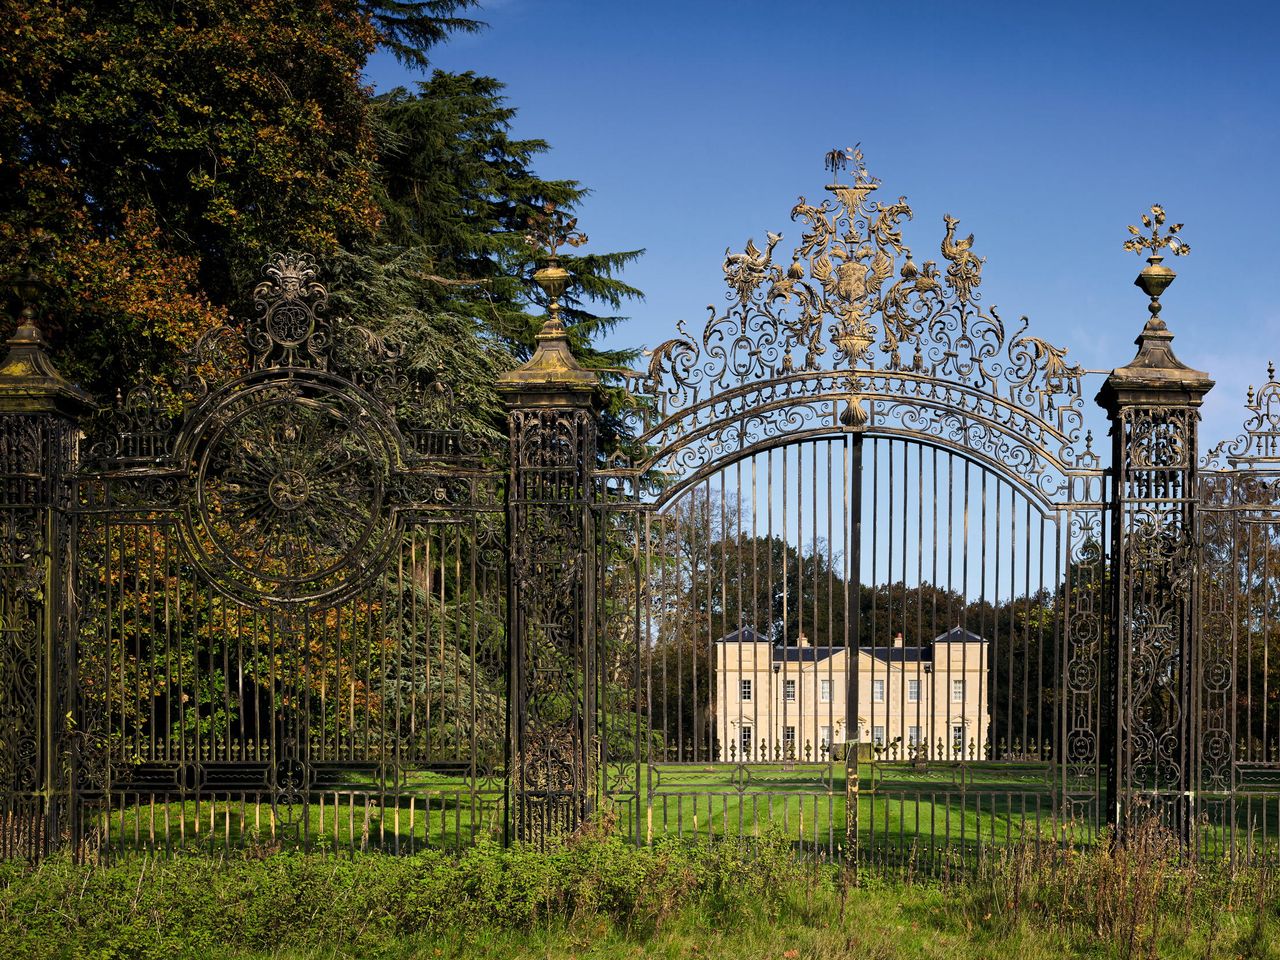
[1, 810, 1277, 959]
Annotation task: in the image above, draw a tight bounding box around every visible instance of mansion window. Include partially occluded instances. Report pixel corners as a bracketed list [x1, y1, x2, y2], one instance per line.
[872, 679, 884, 703]
[784, 679, 796, 702]
[907, 679, 920, 702]
[820, 679, 832, 703]
[952, 679, 965, 703]
[740, 678, 752, 701]
[741, 725, 753, 757]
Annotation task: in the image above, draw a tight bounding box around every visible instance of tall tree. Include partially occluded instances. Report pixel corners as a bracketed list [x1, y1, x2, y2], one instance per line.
[0, 0, 478, 398]
[365, 72, 645, 445]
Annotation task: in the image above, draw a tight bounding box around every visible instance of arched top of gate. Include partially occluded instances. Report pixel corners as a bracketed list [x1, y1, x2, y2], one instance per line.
[604, 148, 1100, 506]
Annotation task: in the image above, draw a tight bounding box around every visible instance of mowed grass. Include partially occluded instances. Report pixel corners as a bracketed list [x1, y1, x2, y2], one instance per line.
[88, 762, 1280, 867]
[88, 761, 1087, 865]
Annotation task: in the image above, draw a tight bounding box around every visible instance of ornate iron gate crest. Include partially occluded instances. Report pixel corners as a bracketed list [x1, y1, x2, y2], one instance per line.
[169, 254, 407, 607]
[595, 148, 1114, 866]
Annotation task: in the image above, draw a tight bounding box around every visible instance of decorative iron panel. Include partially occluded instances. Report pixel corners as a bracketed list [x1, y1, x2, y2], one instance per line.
[1199, 365, 1280, 865]
[67, 254, 508, 856]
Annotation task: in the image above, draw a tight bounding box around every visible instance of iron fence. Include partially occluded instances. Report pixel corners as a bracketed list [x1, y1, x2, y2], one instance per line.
[0, 160, 1272, 871]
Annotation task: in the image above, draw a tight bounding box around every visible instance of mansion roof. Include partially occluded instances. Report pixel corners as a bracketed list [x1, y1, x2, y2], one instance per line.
[716, 625, 986, 665]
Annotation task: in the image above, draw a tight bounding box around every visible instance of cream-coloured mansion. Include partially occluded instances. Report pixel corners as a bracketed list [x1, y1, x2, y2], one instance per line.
[714, 628, 989, 761]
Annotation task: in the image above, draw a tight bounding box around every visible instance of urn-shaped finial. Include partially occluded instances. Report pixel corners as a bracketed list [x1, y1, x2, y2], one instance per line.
[1123, 204, 1190, 324]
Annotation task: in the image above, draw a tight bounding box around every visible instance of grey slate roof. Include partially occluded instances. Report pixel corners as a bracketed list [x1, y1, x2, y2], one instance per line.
[714, 625, 987, 665]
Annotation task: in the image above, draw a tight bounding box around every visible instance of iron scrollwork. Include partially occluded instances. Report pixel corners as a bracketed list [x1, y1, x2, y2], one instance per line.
[612, 149, 1093, 506]
[180, 377, 399, 606]
[640, 148, 1084, 439]
[507, 405, 596, 846]
[1204, 362, 1280, 467]
[81, 252, 480, 609]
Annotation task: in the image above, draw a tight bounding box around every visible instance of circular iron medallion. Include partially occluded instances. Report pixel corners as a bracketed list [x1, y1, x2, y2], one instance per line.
[181, 375, 397, 606]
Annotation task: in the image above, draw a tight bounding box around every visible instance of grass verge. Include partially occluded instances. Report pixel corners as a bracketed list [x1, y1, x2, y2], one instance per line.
[1, 816, 1277, 959]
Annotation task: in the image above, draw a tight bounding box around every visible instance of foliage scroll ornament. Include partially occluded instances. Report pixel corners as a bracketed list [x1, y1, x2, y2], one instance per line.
[81, 253, 478, 608]
[627, 148, 1091, 494]
[1204, 362, 1280, 467]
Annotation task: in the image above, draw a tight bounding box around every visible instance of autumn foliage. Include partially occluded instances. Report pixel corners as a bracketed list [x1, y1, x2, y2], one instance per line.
[0, 0, 387, 395]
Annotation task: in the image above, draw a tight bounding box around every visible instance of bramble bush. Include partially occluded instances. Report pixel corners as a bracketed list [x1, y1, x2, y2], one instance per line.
[3, 813, 1279, 959]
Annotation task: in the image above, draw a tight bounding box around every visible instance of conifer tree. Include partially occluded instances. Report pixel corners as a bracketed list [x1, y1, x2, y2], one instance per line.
[365, 72, 644, 446]
[0, 0, 480, 397]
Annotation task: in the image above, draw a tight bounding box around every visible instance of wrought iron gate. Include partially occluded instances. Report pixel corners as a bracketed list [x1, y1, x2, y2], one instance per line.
[593, 155, 1211, 869]
[1198, 367, 1280, 864]
[0, 152, 1273, 869]
[3, 255, 509, 857]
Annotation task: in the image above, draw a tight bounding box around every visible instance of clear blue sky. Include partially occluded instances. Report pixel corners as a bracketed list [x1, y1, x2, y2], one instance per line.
[366, 0, 1280, 452]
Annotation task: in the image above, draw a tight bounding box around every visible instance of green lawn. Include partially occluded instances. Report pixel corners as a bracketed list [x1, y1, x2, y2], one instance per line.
[83, 760, 1280, 869]
[86, 760, 1083, 866]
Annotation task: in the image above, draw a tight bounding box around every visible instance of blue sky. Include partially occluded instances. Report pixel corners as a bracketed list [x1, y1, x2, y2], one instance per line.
[366, 0, 1280, 452]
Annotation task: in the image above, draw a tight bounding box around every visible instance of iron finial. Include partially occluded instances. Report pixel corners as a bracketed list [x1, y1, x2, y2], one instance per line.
[1124, 204, 1189, 324]
[823, 143, 877, 188]
[4, 267, 46, 342]
[496, 204, 598, 393]
[524, 202, 588, 334]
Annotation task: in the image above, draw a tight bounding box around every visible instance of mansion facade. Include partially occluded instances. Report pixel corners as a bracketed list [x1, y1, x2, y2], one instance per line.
[714, 627, 989, 761]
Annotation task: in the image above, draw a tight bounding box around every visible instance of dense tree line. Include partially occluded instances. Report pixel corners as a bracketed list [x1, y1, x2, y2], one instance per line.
[0, 0, 641, 430]
[634, 491, 1108, 761]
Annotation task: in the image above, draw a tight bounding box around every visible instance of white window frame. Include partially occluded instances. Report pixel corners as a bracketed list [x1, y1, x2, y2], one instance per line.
[907, 679, 920, 703]
[872, 679, 885, 703]
[908, 725, 921, 746]
[819, 678, 832, 703]
[784, 678, 797, 702]
[740, 678, 752, 702]
[872, 725, 885, 746]
[819, 725, 832, 749]
[784, 725, 797, 753]
[741, 725, 753, 757]
[952, 679, 965, 703]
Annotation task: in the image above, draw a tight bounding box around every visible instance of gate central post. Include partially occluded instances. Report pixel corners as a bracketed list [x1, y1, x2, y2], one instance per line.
[497, 250, 601, 847]
[1097, 216, 1211, 844]
[0, 278, 93, 858]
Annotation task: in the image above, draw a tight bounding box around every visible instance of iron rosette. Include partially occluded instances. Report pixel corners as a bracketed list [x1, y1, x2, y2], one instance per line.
[173, 366, 411, 608]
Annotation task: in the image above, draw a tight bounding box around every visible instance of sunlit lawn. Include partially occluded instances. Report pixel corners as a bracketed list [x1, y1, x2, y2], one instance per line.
[89, 759, 1105, 867]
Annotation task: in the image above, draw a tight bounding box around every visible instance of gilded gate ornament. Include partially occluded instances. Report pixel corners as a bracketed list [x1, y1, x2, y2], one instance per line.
[621, 148, 1093, 504]
[171, 255, 406, 606]
[645, 147, 1083, 402]
[181, 378, 397, 605]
